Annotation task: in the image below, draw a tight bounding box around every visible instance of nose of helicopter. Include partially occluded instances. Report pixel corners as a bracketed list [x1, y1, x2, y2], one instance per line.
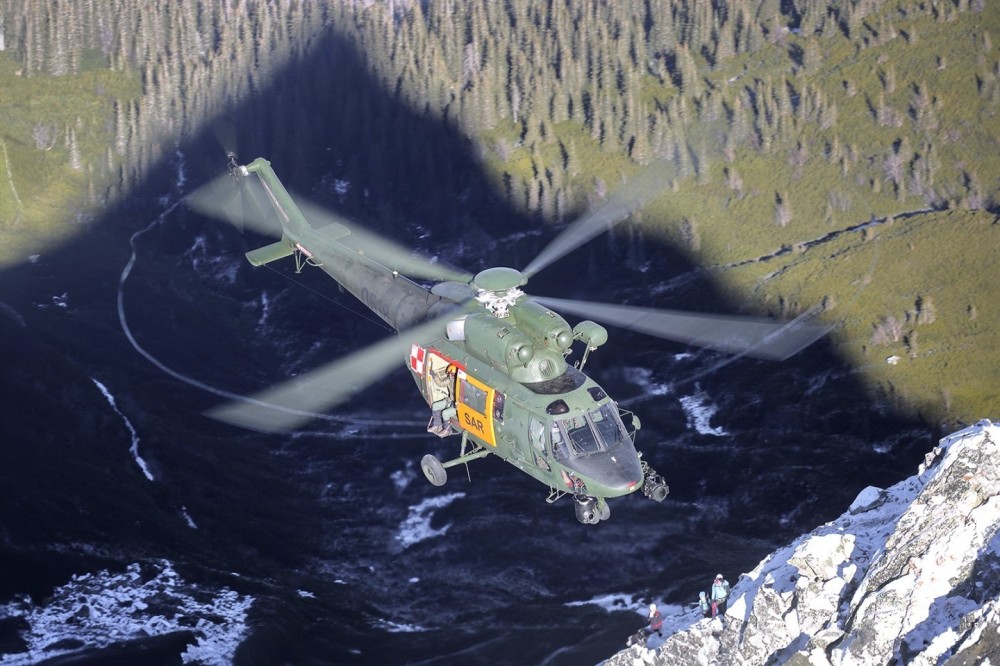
[568, 448, 644, 496]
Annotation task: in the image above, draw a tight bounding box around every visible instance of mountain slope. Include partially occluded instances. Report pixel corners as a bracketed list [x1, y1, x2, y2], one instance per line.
[604, 419, 1000, 665]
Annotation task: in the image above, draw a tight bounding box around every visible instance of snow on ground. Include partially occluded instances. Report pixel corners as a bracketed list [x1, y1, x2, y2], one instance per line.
[0, 560, 253, 665]
[91, 378, 155, 482]
[378, 619, 428, 633]
[391, 461, 418, 493]
[395, 492, 466, 549]
[179, 505, 198, 529]
[565, 592, 638, 613]
[677, 386, 727, 437]
[725, 420, 1000, 662]
[566, 593, 701, 652]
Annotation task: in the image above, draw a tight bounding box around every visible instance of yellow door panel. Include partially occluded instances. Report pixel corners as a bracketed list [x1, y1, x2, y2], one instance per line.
[455, 370, 496, 447]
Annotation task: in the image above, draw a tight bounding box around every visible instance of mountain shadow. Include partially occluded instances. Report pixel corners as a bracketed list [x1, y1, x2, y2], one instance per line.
[0, 19, 935, 666]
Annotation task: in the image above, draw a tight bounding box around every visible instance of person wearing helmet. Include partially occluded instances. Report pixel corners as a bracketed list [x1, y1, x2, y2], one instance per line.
[627, 602, 664, 648]
[429, 363, 458, 435]
[710, 574, 731, 616]
[647, 603, 664, 637]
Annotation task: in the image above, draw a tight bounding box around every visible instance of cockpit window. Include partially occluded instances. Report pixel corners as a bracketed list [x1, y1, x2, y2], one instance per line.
[565, 414, 602, 454]
[550, 403, 627, 461]
[591, 402, 627, 449]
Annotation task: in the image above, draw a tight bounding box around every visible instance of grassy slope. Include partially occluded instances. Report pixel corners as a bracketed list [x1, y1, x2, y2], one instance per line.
[0, 50, 139, 264]
[481, 5, 1000, 427]
[688, 7, 1000, 427]
[1, 3, 996, 426]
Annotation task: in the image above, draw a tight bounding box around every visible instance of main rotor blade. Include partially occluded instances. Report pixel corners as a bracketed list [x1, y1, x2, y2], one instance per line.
[522, 161, 675, 278]
[293, 197, 473, 283]
[187, 175, 471, 283]
[211, 119, 239, 158]
[206, 314, 454, 433]
[533, 296, 829, 361]
[185, 173, 283, 237]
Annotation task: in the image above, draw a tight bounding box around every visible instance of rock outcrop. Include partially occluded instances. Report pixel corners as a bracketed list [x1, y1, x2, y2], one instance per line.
[604, 419, 1000, 666]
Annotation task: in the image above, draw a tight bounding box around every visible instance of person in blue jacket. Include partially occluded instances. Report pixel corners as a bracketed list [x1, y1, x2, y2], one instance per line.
[710, 574, 730, 616]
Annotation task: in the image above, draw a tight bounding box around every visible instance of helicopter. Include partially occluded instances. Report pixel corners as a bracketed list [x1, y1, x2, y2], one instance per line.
[187, 155, 827, 524]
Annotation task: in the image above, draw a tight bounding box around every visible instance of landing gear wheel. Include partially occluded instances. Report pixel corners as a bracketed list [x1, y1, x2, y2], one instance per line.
[597, 499, 610, 522]
[421, 454, 447, 487]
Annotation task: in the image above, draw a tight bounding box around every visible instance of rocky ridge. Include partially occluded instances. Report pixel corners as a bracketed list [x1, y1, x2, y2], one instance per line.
[605, 419, 1000, 666]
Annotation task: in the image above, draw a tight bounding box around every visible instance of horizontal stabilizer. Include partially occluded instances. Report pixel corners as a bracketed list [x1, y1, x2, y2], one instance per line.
[246, 240, 295, 266]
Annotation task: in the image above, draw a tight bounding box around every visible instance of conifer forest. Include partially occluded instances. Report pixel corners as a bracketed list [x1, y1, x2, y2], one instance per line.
[1, 0, 998, 424]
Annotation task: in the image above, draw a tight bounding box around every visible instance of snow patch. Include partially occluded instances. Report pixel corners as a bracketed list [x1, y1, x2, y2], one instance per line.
[395, 492, 465, 548]
[391, 462, 417, 493]
[333, 178, 350, 200]
[180, 505, 198, 529]
[256, 291, 274, 334]
[0, 560, 253, 665]
[91, 378, 155, 481]
[173, 146, 187, 191]
[566, 593, 637, 613]
[379, 619, 427, 633]
[678, 387, 728, 437]
[568, 594, 701, 653]
[52, 292, 69, 309]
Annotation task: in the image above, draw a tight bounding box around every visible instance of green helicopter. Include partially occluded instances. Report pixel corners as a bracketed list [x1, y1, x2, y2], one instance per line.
[187, 156, 826, 524]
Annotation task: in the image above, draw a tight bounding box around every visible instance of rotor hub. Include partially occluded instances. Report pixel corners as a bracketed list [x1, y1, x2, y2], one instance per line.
[473, 267, 526, 318]
[472, 267, 525, 292]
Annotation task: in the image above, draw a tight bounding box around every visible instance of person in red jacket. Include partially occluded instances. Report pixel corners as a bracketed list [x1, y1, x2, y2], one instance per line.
[646, 603, 664, 638]
[627, 603, 665, 648]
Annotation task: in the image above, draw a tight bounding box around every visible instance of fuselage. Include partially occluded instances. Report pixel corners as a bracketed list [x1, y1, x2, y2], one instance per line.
[243, 156, 646, 501]
[407, 331, 645, 500]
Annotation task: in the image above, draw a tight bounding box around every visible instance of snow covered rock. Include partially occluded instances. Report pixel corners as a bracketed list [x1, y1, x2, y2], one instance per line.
[602, 420, 1000, 666]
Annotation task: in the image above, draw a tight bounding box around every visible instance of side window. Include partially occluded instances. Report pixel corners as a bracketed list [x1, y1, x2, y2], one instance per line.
[530, 418, 550, 471]
[529, 419, 546, 454]
[551, 422, 567, 460]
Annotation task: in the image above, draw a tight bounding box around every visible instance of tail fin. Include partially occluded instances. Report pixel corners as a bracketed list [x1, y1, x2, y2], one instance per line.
[240, 158, 356, 267]
[242, 157, 312, 238]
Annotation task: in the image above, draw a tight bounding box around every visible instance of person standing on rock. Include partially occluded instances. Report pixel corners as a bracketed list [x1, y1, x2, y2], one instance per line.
[698, 591, 712, 618]
[710, 574, 730, 616]
[626, 603, 664, 648]
[646, 603, 664, 638]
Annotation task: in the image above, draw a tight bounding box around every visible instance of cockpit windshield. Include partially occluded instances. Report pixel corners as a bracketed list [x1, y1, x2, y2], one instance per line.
[550, 403, 628, 461]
